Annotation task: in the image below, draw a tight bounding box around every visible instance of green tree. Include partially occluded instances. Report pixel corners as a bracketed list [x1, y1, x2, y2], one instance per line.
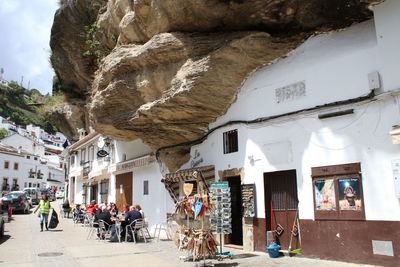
[0, 128, 8, 139]
[52, 75, 62, 95]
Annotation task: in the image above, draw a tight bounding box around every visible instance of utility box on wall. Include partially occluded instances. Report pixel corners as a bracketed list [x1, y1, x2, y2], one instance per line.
[391, 160, 400, 198]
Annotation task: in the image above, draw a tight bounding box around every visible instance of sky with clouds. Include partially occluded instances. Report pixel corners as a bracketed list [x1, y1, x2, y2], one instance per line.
[0, 0, 59, 95]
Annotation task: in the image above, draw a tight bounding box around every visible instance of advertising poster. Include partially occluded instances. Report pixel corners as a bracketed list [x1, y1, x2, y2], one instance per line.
[314, 179, 336, 211]
[338, 178, 362, 211]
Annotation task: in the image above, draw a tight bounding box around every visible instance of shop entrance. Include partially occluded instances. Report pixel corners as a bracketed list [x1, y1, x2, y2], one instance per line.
[116, 172, 133, 212]
[224, 175, 243, 246]
[264, 170, 298, 250]
[90, 184, 98, 203]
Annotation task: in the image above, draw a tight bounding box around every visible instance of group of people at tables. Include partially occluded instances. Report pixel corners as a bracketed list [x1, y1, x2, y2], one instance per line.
[62, 199, 144, 241]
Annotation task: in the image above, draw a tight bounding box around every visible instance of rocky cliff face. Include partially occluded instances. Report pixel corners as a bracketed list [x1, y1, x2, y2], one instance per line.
[50, 0, 381, 171]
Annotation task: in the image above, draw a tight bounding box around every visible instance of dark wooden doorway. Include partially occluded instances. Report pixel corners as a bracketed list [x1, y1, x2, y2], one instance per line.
[116, 172, 133, 212]
[224, 176, 243, 246]
[264, 170, 298, 250]
[90, 184, 98, 203]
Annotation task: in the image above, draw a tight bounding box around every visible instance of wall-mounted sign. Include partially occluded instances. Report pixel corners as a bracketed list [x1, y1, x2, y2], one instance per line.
[97, 150, 109, 158]
[97, 137, 105, 148]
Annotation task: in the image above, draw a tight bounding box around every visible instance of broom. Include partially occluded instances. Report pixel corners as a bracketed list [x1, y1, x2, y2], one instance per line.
[288, 209, 302, 254]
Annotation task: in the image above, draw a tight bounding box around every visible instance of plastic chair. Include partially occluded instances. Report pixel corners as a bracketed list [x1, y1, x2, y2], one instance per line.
[98, 220, 112, 242]
[83, 213, 94, 229]
[142, 217, 151, 239]
[154, 213, 173, 241]
[125, 219, 147, 243]
[73, 212, 85, 226]
[87, 221, 99, 240]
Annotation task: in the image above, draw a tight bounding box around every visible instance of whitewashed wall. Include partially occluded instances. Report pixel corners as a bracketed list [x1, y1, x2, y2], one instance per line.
[181, 15, 400, 222]
[114, 139, 152, 163]
[114, 140, 174, 228]
[132, 161, 174, 229]
[0, 152, 58, 191]
[1, 134, 45, 156]
[374, 0, 400, 92]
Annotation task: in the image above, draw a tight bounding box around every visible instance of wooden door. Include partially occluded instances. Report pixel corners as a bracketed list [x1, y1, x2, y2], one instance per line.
[115, 172, 133, 212]
[225, 176, 243, 246]
[264, 170, 298, 250]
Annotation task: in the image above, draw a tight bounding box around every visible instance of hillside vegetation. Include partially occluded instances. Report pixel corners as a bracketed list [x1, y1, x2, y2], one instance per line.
[0, 81, 64, 133]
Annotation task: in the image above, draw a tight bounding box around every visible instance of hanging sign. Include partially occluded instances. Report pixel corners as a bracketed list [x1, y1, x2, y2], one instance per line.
[97, 150, 109, 158]
[183, 183, 194, 197]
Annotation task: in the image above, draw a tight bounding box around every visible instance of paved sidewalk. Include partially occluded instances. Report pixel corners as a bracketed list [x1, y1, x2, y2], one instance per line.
[0, 203, 379, 267]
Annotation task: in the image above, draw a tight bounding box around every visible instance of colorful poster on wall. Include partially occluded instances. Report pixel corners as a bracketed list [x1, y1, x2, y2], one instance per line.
[314, 179, 336, 211]
[338, 178, 362, 211]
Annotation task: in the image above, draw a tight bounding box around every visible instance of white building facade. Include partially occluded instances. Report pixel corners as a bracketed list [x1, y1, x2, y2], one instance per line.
[66, 132, 174, 231]
[169, 1, 400, 265]
[0, 144, 64, 193]
[111, 139, 174, 231]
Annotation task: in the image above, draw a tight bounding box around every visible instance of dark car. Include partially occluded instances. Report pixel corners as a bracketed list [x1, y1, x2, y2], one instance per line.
[1, 191, 30, 214]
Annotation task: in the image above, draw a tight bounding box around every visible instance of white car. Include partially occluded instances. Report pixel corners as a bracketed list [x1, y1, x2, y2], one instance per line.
[55, 190, 64, 199]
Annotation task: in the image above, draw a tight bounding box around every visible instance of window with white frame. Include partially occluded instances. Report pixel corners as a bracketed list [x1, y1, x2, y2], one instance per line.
[12, 179, 18, 190]
[223, 129, 238, 154]
[4, 161, 9, 169]
[71, 154, 76, 167]
[100, 182, 108, 203]
[2, 178, 8, 190]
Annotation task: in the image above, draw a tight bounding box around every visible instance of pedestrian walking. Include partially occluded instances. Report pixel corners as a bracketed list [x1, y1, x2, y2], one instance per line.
[34, 195, 51, 232]
[62, 199, 70, 218]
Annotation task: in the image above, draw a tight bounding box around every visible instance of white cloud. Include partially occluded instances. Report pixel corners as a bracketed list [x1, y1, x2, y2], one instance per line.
[0, 0, 59, 94]
[0, 1, 20, 15]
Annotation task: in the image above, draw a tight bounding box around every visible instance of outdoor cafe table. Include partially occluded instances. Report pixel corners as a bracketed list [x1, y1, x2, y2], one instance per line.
[111, 217, 125, 242]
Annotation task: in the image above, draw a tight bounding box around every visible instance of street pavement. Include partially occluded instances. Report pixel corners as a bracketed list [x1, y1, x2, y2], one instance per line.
[0, 200, 379, 267]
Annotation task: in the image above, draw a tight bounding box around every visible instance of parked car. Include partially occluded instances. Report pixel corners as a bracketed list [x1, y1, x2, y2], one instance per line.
[23, 188, 40, 205]
[40, 190, 55, 201]
[0, 213, 4, 238]
[1, 191, 30, 214]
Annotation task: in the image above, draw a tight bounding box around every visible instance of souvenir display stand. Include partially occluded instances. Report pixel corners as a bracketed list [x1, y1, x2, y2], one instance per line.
[241, 184, 256, 218]
[173, 177, 218, 263]
[209, 182, 233, 259]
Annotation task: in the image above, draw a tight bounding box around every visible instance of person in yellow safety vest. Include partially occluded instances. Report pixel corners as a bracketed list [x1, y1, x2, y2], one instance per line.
[34, 194, 51, 232]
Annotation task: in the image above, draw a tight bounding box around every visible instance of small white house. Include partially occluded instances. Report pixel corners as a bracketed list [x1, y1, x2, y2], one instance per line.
[66, 131, 174, 231]
[1, 132, 45, 157]
[0, 143, 64, 193]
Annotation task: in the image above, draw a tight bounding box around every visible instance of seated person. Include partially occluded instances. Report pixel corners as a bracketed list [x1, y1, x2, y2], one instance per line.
[86, 200, 97, 216]
[73, 204, 84, 222]
[124, 206, 142, 225]
[122, 204, 130, 215]
[94, 206, 113, 229]
[110, 203, 118, 217]
[135, 204, 144, 218]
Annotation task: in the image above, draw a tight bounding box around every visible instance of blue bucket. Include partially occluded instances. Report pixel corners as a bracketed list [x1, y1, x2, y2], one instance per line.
[267, 243, 281, 258]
